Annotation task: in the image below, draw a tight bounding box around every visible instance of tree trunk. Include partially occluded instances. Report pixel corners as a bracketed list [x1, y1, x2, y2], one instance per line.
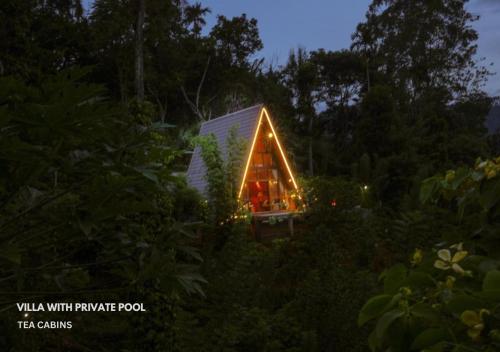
[135, 0, 145, 101]
[118, 66, 127, 104]
[366, 57, 371, 92]
[308, 114, 314, 176]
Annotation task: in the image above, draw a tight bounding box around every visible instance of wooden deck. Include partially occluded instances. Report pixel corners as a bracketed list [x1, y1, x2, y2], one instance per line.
[251, 211, 302, 241]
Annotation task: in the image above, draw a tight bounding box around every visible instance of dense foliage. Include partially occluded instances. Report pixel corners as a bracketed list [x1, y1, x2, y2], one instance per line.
[0, 0, 499, 351]
[360, 158, 500, 351]
[0, 70, 205, 350]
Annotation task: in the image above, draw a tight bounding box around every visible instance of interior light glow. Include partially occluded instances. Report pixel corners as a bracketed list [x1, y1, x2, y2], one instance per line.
[238, 107, 300, 198]
[263, 108, 299, 191]
[268, 132, 273, 138]
[238, 108, 265, 198]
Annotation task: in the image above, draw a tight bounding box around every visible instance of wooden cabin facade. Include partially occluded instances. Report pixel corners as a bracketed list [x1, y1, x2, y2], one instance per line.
[187, 105, 301, 236]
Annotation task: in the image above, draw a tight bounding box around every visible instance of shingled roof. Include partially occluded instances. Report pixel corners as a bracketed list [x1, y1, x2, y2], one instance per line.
[187, 104, 263, 196]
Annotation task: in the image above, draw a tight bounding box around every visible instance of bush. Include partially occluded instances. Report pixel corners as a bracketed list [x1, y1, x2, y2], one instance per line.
[360, 158, 500, 351]
[0, 71, 203, 351]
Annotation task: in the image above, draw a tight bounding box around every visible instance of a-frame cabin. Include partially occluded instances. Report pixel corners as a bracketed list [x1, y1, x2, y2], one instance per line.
[187, 104, 300, 217]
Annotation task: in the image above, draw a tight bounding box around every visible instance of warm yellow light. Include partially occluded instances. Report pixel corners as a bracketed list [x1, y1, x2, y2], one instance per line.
[263, 108, 299, 191]
[238, 108, 265, 198]
[238, 107, 299, 198]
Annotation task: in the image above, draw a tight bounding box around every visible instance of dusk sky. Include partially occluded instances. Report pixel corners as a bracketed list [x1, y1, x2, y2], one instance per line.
[84, 0, 500, 96]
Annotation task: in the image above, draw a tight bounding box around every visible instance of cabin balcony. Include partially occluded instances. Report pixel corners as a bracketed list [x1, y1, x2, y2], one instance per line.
[249, 209, 303, 241]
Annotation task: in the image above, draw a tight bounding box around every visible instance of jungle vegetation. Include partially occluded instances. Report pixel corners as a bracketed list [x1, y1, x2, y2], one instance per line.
[0, 0, 499, 351]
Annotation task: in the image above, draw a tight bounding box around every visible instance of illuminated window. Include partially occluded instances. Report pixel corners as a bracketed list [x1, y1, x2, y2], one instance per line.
[240, 108, 298, 213]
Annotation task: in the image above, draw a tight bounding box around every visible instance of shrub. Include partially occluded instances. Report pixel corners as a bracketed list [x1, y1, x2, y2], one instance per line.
[360, 158, 500, 351]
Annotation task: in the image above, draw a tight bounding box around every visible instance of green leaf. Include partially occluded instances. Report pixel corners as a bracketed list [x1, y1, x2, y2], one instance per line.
[358, 294, 394, 326]
[151, 121, 175, 129]
[450, 168, 470, 190]
[407, 271, 434, 288]
[411, 303, 440, 323]
[375, 309, 404, 340]
[483, 270, 500, 291]
[368, 329, 378, 352]
[382, 264, 407, 294]
[411, 328, 447, 350]
[62, 268, 91, 289]
[446, 294, 482, 314]
[135, 168, 159, 185]
[477, 259, 500, 273]
[451, 345, 473, 352]
[0, 245, 21, 264]
[420, 177, 441, 204]
[178, 245, 203, 262]
[478, 289, 500, 300]
[0, 109, 13, 127]
[78, 219, 93, 237]
[426, 341, 447, 352]
[479, 178, 500, 211]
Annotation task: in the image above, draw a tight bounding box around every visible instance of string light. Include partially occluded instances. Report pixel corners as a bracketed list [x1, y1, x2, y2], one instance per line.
[238, 109, 265, 198]
[238, 107, 299, 198]
[263, 108, 299, 191]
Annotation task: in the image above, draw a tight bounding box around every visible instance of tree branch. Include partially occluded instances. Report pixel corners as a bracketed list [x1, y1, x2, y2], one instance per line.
[181, 56, 211, 121]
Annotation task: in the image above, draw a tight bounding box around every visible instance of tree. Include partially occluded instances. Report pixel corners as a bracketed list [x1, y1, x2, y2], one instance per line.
[135, 0, 145, 101]
[0, 71, 203, 350]
[90, 0, 137, 102]
[284, 47, 319, 176]
[352, 0, 490, 103]
[350, 0, 493, 204]
[210, 14, 263, 68]
[183, 2, 210, 37]
[0, 0, 90, 80]
[312, 49, 365, 109]
[310, 49, 366, 174]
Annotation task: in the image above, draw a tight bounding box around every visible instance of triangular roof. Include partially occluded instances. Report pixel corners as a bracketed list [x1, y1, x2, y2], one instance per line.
[186, 104, 298, 197]
[187, 104, 262, 195]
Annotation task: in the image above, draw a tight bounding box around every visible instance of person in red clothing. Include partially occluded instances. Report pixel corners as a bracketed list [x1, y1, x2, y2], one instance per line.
[251, 191, 265, 212]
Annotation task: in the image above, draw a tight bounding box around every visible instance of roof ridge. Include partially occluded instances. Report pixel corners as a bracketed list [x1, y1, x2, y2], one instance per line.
[202, 104, 263, 125]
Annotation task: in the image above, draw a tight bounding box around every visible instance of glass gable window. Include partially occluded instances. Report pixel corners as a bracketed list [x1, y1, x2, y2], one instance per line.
[241, 119, 297, 213]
